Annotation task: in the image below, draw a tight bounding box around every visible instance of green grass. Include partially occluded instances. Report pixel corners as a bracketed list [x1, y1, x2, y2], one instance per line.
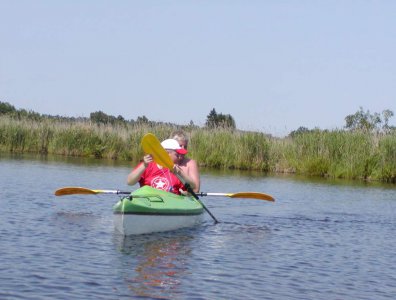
[1, 115, 395, 183]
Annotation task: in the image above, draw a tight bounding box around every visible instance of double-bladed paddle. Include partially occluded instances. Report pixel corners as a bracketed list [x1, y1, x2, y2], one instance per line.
[54, 187, 274, 201]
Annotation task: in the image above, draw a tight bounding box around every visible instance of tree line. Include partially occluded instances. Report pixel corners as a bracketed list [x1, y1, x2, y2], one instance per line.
[0, 101, 236, 129]
[1, 101, 394, 135]
[289, 107, 395, 137]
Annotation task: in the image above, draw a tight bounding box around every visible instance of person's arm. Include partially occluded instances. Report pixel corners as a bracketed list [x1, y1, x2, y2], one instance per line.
[127, 155, 152, 185]
[187, 159, 200, 192]
[174, 159, 200, 192]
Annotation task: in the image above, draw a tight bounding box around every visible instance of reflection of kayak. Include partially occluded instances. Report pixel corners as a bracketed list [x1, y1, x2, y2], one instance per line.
[113, 186, 204, 235]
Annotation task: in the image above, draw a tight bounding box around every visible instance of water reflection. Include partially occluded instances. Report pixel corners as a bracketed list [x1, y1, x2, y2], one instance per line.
[114, 232, 194, 299]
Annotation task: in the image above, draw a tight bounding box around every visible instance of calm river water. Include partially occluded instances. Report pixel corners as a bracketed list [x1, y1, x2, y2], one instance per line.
[0, 154, 395, 299]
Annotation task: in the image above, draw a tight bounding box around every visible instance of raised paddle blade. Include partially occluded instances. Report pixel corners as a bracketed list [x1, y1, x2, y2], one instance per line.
[55, 187, 98, 196]
[141, 133, 174, 169]
[201, 192, 275, 202]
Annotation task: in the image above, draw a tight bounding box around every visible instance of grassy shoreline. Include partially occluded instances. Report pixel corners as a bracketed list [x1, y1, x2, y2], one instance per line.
[1, 116, 395, 183]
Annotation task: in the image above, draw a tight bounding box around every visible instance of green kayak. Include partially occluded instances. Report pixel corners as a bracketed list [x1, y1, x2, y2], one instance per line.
[113, 186, 204, 235]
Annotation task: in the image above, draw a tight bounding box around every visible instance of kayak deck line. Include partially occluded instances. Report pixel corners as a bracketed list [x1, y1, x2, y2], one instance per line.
[113, 210, 204, 216]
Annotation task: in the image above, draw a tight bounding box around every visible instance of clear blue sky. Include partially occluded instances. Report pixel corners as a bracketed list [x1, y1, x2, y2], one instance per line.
[1, 1, 395, 136]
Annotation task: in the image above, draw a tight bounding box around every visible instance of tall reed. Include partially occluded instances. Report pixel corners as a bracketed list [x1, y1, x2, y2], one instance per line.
[189, 128, 270, 170]
[0, 115, 395, 182]
[278, 130, 396, 182]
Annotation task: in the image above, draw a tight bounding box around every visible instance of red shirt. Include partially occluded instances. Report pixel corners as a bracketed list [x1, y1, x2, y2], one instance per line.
[135, 162, 186, 195]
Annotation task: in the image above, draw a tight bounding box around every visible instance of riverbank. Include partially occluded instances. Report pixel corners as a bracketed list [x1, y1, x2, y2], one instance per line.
[1, 116, 395, 182]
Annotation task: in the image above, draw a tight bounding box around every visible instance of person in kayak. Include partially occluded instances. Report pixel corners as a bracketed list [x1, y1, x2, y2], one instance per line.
[127, 139, 196, 195]
[170, 130, 200, 193]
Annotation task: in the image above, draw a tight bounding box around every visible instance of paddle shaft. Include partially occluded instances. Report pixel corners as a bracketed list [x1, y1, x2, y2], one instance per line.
[182, 181, 219, 224]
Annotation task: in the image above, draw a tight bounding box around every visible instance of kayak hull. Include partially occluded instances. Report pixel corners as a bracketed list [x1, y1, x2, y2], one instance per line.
[113, 213, 204, 235]
[113, 186, 204, 235]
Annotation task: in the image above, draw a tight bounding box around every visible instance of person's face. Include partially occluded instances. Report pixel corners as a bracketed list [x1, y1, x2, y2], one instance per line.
[167, 150, 181, 163]
[178, 141, 187, 160]
[178, 140, 188, 150]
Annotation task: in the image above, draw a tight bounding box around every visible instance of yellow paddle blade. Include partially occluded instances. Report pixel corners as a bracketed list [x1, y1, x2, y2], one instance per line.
[229, 192, 274, 201]
[55, 187, 131, 196]
[55, 187, 98, 196]
[141, 133, 174, 169]
[204, 192, 274, 201]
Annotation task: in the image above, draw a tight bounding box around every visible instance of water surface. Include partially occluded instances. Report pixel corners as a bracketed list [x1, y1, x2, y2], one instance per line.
[0, 154, 395, 299]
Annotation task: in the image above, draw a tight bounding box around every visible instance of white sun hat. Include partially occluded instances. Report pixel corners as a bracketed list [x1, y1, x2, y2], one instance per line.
[161, 139, 188, 155]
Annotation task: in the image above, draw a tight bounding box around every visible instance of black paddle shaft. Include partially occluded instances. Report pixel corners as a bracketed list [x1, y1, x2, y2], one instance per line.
[184, 183, 219, 224]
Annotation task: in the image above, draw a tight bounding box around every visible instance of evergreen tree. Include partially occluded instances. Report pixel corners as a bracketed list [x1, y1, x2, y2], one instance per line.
[205, 108, 236, 129]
